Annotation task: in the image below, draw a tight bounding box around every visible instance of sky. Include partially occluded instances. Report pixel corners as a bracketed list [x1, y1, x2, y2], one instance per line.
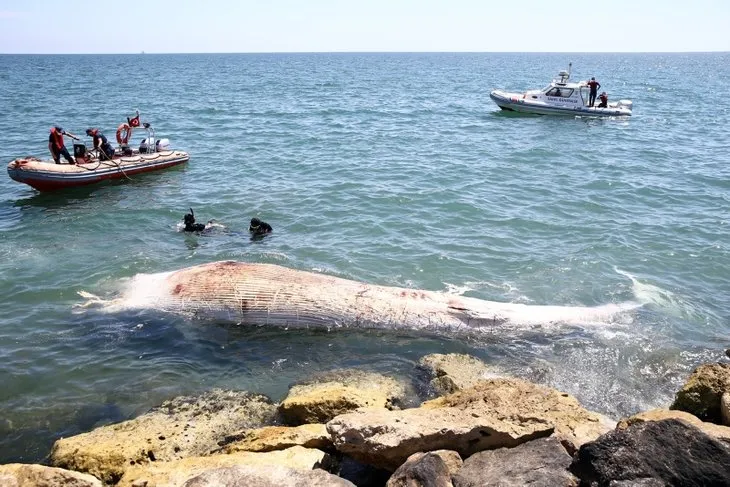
[1, 0, 728, 54]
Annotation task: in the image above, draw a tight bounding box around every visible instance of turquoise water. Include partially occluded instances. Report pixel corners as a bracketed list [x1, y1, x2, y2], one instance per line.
[1, 53, 729, 463]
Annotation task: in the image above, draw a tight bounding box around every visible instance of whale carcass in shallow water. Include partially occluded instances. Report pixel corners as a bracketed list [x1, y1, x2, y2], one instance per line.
[80, 261, 641, 333]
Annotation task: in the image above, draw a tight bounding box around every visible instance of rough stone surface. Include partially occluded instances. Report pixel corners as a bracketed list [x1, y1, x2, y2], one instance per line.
[424, 378, 615, 454]
[50, 389, 277, 485]
[182, 465, 355, 487]
[617, 408, 730, 443]
[0, 464, 102, 487]
[279, 369, 409, 425]
[386, 451, 455, 487]
[417, 353, 494, 396]
[452, 437, 578, 487]
[722, 392, 730, 427]
[220, 423, 332, 453]
[327, 378, 612, 470]
[670, 362, 730, 423]
[570, 418, 730, 486]
[117, 446, 329, 487]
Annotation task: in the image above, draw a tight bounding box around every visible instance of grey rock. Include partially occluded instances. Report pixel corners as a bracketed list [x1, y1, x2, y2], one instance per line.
[570, 418, 730, 486]
[452, 437, 577, 487]
[183, 464, 355, 486]
[387, 451, 454, 487]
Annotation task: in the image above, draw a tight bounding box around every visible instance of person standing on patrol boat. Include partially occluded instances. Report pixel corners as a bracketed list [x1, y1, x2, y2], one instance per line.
[586, 77, 601, 107]
[86, 128, 115, 161]
[48, 126, 78, 164]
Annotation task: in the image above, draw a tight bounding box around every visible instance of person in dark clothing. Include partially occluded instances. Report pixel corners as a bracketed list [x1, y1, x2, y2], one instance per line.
[183, 208, 207, 232]
[86, 128, 115, 161]
[48, 126, 78, 164]
[249, 218, 272, 237]
[586, 77, 601, 107]
[598, 92, 609, 108]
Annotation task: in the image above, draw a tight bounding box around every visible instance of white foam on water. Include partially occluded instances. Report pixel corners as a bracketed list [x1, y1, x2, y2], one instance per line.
[78, 270, 175, 313]
[614, 267, 699, 320]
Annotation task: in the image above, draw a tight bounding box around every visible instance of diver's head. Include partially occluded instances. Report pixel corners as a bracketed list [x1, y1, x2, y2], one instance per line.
[184, 208, 195, 226]
[249, 218, 262, 231]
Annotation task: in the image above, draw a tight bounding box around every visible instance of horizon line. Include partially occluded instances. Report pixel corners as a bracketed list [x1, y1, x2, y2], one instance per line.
[1, 50, 728, 55]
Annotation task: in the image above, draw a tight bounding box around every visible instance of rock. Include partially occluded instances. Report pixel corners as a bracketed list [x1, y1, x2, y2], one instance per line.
[50, 389, 277, 485]
[387, 451, 459, 487]
[722, 392, 730, 427]
[423, 378, 615, 454]
[279, 369, 409, 425]
[0, 464, 102, 487]
[570, 418, 730, 486]
[426, 450, 463, 476]
[617, 408, 730, 443]
[118, 445, 330, 487]
[327, 378, 613, 470]
[725, 348, 730, 359]
[219, 423, 332, 453]
[417, 353, 494, 396]
[670, 362, 730, 423]
[452, 437, 578, 487]
[182, 464, 355, 487]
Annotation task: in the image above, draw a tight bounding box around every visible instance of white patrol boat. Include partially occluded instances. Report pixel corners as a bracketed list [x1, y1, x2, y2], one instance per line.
[490, 64, 633, 117]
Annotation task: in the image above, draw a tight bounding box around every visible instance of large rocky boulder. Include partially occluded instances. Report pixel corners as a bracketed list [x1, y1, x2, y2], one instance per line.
[417, 353, 494, 396]
[617, 408, 730, 443]
[385, 451, 454, 487]
[570, 418, 730, 486]
[50, 389, 277, 485]
[182, 465, 355, 487]
[220, 424, 333, 453]
[0, 464, 102, 487]
[452, 437, 578, 487]
[327, 378, 613, 470]
[118, 446, 330, 487]
[671, 362, 730, 424]
[279, 370, 409, 425]
[722, 392, 730, 426]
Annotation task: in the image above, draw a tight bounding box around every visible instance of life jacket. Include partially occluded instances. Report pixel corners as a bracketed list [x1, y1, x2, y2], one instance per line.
[50, 127, 64, 150]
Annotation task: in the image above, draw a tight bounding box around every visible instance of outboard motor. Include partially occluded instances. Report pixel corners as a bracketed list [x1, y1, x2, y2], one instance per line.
[73, 143, 87, 159]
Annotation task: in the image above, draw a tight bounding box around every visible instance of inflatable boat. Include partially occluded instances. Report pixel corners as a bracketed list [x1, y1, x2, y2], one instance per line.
[7, 118, 190, 192]
[490, 64, 633, 117]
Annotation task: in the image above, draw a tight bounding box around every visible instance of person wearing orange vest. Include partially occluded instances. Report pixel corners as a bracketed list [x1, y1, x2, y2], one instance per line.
[48, 126, 77, 164]
[85, 128, 115, 161]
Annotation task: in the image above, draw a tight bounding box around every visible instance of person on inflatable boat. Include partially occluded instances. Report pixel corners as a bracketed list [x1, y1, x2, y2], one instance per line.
[48, 126, 78, 164]
[86, 128, 115, 161]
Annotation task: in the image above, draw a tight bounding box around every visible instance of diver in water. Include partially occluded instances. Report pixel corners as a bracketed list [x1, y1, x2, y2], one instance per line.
[183, 208, 207, 232]
[249, 217, 273, 237]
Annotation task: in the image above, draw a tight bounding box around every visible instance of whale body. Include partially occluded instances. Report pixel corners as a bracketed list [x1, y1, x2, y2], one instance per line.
[79, 260, 640, 333]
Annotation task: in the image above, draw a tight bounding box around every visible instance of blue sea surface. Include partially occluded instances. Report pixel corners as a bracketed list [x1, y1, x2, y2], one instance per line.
[0, 52, 729, 462]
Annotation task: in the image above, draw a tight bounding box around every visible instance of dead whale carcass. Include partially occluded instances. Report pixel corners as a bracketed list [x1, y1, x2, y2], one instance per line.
[79, 261, 641, 333]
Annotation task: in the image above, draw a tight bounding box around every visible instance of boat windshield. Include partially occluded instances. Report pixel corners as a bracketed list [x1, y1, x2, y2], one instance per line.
[546, 87, 574, 98]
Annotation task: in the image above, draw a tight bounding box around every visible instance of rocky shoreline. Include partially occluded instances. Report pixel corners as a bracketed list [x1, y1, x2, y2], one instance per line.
[2, 354, 729, 486]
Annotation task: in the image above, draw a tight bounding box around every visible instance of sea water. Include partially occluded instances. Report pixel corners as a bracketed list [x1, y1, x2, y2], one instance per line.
[0, 52, 729, 462]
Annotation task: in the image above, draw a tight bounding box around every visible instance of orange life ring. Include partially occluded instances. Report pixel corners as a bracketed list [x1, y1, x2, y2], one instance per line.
[116, 123, 132, 145]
